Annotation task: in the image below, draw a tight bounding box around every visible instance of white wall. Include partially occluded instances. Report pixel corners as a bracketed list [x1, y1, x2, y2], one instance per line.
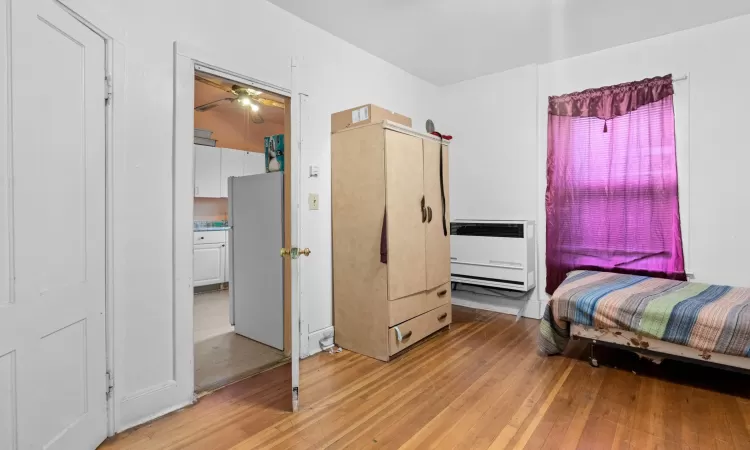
[58, 0, 438, 431]
[441, 65, 539, 222]
[442, 14, 750, 312]
[439, 65, 543, 317]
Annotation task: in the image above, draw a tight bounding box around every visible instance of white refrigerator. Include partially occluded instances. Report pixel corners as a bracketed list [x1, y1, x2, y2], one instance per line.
[228, 172, 284, 350]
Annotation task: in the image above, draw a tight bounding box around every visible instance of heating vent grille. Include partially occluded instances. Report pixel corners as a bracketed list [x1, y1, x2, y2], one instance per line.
[450, 222, 524, 238]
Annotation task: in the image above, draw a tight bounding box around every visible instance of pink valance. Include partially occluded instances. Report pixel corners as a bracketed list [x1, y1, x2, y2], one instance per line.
[548, 74, 674, 120]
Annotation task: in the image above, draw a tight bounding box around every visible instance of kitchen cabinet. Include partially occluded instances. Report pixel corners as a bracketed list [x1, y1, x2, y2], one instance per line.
[243, 151, 266, 177]
[195, 146, 267, 198]
[220, 148, 246, 198]
[194, 144, 221, 198]
[194, 242, 225, 286]
[194, 231, 228, 287]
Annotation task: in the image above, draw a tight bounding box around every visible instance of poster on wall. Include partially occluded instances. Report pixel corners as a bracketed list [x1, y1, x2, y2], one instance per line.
[265, 134, 285, 173]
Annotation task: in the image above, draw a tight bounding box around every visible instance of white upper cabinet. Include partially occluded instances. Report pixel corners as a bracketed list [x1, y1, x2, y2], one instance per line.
[194, 144, 221, 198]
[195, 146, 267, 198]
[243, 151, 266, 176]
[220, 148, 246, 197]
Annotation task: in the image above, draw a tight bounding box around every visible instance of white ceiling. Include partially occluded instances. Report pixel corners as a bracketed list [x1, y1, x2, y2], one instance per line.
[269, 0, 750, 86]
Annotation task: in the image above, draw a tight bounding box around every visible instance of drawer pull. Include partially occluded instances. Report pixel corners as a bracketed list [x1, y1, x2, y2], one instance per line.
[437, 289, 448, 297]
[438, 312, 448, 321]
[394, 326, 412, 343]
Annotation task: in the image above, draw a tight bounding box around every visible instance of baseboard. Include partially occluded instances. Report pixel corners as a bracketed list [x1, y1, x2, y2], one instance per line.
[303, 326, 334, 358]
[451, 289, 543, 320]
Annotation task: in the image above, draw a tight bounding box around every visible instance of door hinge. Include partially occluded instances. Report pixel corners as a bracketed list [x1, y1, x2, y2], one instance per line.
[292, 386, 299, 412]
[105, 371, 114, 399]
[105, 74, 113, 104]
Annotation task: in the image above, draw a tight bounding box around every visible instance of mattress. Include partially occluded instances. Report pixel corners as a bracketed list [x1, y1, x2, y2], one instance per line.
[538, 270, 750, 358]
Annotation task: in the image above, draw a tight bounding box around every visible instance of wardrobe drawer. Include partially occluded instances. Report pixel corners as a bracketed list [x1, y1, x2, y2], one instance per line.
[388, 283, 451, 326]
[388, 304, 451, 356]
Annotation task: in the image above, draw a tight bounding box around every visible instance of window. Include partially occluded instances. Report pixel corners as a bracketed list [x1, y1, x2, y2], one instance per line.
[546, 75, 686, 294]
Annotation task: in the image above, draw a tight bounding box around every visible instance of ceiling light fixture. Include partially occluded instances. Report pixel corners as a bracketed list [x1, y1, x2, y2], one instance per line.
[250, 103, 259, 112]
[239, 96, 251, 106]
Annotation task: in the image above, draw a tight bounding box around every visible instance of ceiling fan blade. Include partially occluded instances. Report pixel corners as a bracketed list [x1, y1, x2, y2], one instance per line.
[195, 75, 232, 93]
[254, 98, 285, 109]
[194, 97, 234, 112]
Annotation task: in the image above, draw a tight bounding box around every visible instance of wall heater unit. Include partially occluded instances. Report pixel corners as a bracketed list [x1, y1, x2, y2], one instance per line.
[450, 220, 536, 292]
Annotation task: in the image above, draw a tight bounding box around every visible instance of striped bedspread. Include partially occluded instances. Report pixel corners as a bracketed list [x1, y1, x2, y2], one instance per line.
[538, 270, 750, 357]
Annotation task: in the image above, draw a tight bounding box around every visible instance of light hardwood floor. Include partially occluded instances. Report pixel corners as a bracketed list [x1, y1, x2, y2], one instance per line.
[194, 290, 286, 392]
[102, 305, 750, 449]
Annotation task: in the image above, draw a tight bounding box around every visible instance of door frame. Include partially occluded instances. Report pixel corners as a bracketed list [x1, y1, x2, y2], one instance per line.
[49, 1, 121, 438]
[173, 42, 301, 410]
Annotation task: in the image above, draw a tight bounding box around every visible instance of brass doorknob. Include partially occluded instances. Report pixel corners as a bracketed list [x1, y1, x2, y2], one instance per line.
[280, 248, 310, 258]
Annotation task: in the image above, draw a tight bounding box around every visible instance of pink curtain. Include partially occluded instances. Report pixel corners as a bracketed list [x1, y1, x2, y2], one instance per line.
[546, 75, 686, 295]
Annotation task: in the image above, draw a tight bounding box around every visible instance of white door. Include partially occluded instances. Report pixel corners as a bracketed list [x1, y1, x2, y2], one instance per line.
[229, 173, 284, 350]
[219, 148, 245, 198]
[193, 244, 226, 286]
[0, 0, 108, 448]
[194, 145, 221, 197]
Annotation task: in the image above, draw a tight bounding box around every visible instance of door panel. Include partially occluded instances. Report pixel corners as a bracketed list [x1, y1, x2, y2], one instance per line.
[0, 0, 108, 448]
[424, 141, 451, 289]
[385, 131, 426, 300]
[229, 173, 284, 350]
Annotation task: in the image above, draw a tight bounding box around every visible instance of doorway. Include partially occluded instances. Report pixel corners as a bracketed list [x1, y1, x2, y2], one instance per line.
[191, 70, 292, 394]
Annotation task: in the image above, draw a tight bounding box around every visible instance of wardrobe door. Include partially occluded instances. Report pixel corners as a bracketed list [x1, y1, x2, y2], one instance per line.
[385, 130, 426, 300]
[424, 140, 451, 289]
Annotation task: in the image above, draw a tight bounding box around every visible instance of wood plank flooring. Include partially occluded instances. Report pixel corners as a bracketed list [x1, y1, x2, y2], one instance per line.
[101, 306, 750, 449]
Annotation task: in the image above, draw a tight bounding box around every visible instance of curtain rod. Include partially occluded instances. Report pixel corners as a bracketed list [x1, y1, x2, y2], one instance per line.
[673, 74, 688, 82]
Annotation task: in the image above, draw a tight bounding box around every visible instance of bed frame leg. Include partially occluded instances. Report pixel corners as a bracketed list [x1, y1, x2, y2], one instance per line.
[589, 342, 599, 368]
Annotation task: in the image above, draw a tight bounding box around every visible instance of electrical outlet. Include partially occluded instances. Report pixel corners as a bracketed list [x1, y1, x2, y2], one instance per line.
[308, 193, 319, 210]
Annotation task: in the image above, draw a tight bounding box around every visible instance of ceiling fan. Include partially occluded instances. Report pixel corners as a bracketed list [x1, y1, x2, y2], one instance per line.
[194, 75, 285, 124]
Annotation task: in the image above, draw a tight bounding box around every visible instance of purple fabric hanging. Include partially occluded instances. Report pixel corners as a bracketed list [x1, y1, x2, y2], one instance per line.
[546, 75, 686, 295]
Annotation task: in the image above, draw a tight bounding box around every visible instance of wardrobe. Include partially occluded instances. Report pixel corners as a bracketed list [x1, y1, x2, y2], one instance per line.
[332, 120, 451, 361]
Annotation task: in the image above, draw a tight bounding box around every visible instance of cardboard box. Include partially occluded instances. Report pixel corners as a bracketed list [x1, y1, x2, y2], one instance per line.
[331, 104, 412, 133]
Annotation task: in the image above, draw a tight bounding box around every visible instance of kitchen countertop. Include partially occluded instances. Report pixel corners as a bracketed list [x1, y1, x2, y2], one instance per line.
[194, 227, 231, 232]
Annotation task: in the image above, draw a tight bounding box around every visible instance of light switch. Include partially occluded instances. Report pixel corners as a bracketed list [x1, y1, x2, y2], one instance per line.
[308, 193, 320, 210]
[309, 165, 319, 177]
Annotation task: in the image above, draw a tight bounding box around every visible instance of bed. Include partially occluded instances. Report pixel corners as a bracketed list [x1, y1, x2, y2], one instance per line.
[539, 270, 750, 371]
